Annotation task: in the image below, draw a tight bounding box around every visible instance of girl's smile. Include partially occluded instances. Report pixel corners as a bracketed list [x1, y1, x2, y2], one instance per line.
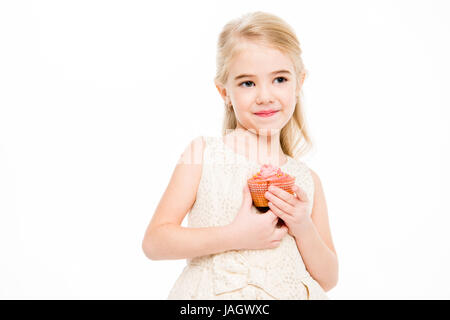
[254, 110, 280, 118]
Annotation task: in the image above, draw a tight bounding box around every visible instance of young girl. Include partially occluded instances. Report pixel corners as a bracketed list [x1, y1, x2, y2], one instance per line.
[142, 11, 338, 300]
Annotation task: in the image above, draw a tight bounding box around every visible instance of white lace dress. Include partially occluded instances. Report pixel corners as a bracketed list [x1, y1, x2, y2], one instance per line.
[167, 136, 328, 300]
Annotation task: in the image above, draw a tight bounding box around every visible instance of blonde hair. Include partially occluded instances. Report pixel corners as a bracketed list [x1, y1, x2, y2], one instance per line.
[214, 11, 313, 159]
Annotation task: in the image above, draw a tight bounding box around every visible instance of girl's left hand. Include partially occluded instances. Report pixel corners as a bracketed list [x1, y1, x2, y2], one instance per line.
[264, 184, 312, 238]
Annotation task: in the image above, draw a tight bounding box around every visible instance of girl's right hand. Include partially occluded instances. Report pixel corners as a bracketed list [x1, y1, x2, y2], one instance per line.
[229, 183, 289, 250]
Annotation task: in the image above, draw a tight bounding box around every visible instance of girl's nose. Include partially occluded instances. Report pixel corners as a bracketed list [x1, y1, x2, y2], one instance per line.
[255, 84, 274, 105]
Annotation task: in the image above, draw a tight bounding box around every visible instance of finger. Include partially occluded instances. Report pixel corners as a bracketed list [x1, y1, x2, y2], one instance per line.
[243, 182, 250, 194]
[293, 185, 309, 203]
[267, 185, 297, 206]
[266, 191, 294, 216]
[268, 201, 290, 220]
[266, 210, 279, 223]
[281, 225, 288, 236]
[242, 183, 252, 207]
[276, 225, 288, 239]
[272, 215, 278, 227]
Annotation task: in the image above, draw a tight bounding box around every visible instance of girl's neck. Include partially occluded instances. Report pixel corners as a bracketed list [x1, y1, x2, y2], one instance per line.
[224, 127, 288, 167]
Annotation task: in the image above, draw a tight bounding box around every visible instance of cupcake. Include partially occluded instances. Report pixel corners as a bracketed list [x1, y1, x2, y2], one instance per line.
[247, 164, 296, 213]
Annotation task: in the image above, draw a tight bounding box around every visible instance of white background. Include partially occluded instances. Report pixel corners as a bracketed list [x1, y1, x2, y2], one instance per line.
[1, 0, 449, 299]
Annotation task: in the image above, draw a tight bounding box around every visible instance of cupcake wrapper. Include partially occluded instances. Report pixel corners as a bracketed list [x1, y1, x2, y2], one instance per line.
[247, 177, 296, 209]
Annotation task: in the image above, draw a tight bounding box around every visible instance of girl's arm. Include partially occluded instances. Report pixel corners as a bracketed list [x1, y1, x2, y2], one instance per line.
[142, 136, 238, 260]
[143, 223, 237, 260]
[294, 169, 338, 292]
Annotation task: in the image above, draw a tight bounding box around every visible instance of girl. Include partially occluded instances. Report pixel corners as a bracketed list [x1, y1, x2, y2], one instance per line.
[142, 11, 338, 300]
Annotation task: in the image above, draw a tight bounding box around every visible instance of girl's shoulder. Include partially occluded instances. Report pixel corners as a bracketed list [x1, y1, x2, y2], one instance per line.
[201, 135, 221, 146]
[177, 135, 207, 166]
[177, 135, 225, 165]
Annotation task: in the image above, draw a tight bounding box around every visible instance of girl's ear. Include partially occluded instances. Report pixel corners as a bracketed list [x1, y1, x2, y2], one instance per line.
[296, 72, 306, 96]
[215, 82, 228, 102]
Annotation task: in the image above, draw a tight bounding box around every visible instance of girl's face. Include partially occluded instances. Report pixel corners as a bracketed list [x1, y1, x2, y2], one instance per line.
[217, 40, 304, 136]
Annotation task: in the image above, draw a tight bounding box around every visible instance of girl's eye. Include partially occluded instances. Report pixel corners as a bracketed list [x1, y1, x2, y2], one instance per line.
[274, 77, 288, 83]
[239, 81, 254, 88]
[239, 77, 288, 88]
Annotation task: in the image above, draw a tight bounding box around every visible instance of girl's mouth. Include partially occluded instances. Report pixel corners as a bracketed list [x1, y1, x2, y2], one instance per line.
[254, 110, 279, 117]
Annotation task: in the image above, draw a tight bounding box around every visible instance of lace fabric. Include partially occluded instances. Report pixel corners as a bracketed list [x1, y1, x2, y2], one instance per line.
[167, 136, 328, 300]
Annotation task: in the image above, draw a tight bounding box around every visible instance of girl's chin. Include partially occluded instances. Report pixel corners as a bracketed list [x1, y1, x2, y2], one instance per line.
[249, 127, 282, 136]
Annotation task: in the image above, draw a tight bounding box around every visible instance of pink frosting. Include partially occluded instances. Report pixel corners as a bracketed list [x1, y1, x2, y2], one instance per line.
[248, 163, 295, 189]
[259, 164, 282, 178]
[249, 163, 292, 183]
